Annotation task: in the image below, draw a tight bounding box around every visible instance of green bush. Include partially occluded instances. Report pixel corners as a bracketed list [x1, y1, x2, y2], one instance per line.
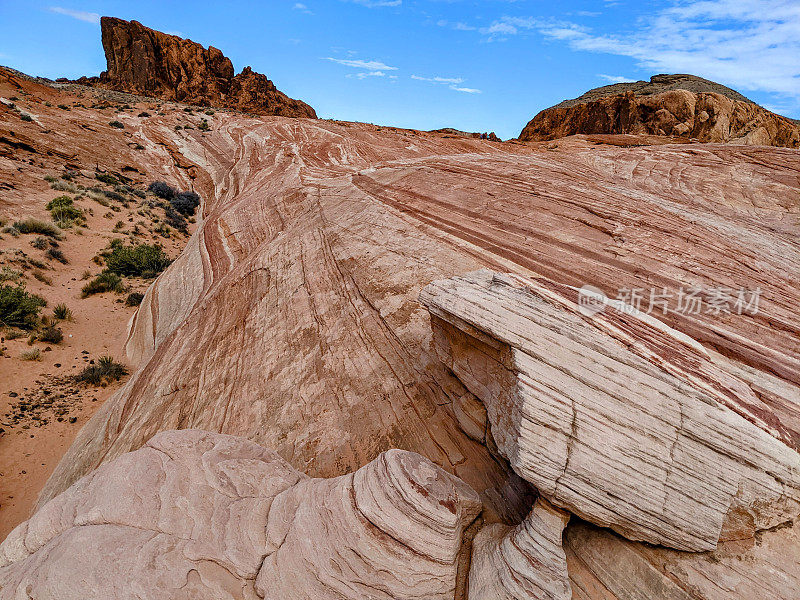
[109, 120, 124, 129]
[39, 325, 63, 344]
[95, 173, 118, 185]
[198, 119, 210, 131]
[46, 195, 84, 226]
[46, 247, 68, 263]
[0, 285, 46, 329]
[53, 303, 73, 320]
[20, 348, 41, 361]
[75, 355, 127, 385]
[125, 292, 144, 306]
[81, 271, 124, 297]
[105, 243, 171, 278]
[13, 219, 61, 238]
[20, 114, 33, 122]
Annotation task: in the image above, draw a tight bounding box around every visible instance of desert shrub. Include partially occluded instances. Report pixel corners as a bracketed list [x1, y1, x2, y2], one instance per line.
[183, 107, 193, 113]
[134, 144, 145, 150]
[170, 190, 200, 216]
[105, 243, 171, 277]
[81, 271, 124, 297]
[32, 270, 52, 285]
[46, 247, 68, 264]
[13, 219, 61, 238]
[125, 292, 144, 306]
[39, 325, 63, 344]
[53, 303, 72, 320]
[138, 111, 150, 117]
[75, 355, 127, 385]
[95, 173, 118, 185]
[46, 195, 84, 226]
[2, 226, 19, 237]
[164, 206, 188, 233]
[20, 114, 33, 122]
[204, 109, 215, 116]
[148, 181, 176, 200]
[30, 236, 48, 249]
[44, 175, 58, 183]
[109, 120, 124, 129]
[20, 348, 41, 361]
[0, 285, 46, 329]
[57, 104, 70, 110]
[198, 119, 210, 131]
[50, 180, 78, 193]
[0, 267, 23, 283]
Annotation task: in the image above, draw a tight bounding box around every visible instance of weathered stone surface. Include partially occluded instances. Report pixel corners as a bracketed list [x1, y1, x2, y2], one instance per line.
[420, 269, 800, 551]
[86, 17, 316, 118]
[519, 75, 800, 147]
[0, 430, 482, 599]
[469, 497, 571, 600]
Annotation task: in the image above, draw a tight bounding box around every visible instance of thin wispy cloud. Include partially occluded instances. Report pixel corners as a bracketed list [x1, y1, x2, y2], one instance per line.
[323, 57, 397, 71]
[348, 0, 401, 7]
[294, 3, 313, 14]
[480, 1, 800, 103]
[598, 74, 637, 84]
[412, 74, 481, 94]
[437, 19, 476, 31]
[349, 71, 386, 79]
[411, 75, 465, 84]
[450, 86, 481, 94]
[48, 6, 100, 24]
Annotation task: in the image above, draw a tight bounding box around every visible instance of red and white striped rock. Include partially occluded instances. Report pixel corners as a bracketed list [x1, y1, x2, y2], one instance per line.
[420, 269, 800, 552]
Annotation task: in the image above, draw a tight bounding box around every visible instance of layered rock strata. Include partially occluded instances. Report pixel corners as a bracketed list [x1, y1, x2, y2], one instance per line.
[420, 269, 800, 552]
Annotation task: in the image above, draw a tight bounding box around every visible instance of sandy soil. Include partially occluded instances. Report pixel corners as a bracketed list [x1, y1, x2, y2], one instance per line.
[0, 71, 197, 538]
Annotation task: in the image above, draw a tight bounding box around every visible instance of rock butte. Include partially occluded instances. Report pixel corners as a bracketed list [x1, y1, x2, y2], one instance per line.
[76, 17, 317, 118]
[519, 74, 800, 148]
[1, 36, 800, 600]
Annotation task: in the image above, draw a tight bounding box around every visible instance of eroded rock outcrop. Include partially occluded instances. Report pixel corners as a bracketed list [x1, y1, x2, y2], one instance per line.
[469, 497, 571, 600]
[519, 74, 799, 147]
[85, 17, 316, 118]
[0, 430, 481, 599]
[420, 270, 800, 552]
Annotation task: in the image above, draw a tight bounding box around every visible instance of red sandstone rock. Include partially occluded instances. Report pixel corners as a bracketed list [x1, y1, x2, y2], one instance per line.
[90, 17, 316, 118]
[520, 75, 799, 147]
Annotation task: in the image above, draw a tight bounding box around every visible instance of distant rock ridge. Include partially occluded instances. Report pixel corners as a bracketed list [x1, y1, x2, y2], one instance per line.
[519, 74, 799, 147]
[79, 17, 316, 118]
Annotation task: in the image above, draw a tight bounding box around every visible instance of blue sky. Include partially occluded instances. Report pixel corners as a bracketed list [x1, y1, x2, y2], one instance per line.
[1, 0, 798, 139]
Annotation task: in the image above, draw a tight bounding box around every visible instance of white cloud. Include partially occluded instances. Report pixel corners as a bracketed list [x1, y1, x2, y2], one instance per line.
[450, 86, 481, 94]
[48, 6, 100, 24]
[481, 1, 800, 102]
[598, 74, 637, 84]
[294, 2, 312, 14]
[323, 57, 398, 71]
[437, 19, 476, 31]
[411, 75, 465, 84]
[348, 0, 401, 6]
[349, 71, 386, 79]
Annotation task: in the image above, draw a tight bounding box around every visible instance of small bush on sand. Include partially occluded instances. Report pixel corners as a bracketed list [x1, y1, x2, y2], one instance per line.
[81, 271, 124, 297]
[105, 243, 171, 278]
[0, 285, 46, 329]
[75, 355, 127, 385]
[47, 195, 84, 227]
[20, 114, 33, 122]
[0, 267, 23, 283]
[32, 270, 52, 285]
[95, 173, 118, 186]
[125, 292, 144, 307]
[138, 111, 150, 117]
[46, 247, 68, 264]
[39, 325, 63, 344]
[170, 190, 200, 216]
[147, 181, 176, 200]
[109, 120, 124, 129]
[30, 236, 48, 249]
[53, 303, 73, 320]
[13, 219, 61, 238]
[20, 348, 41, 361]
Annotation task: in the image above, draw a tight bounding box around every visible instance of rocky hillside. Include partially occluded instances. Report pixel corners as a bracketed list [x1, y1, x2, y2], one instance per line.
[1, 54, 800, 600]
[519, 74, 800, 147]
[78, 17, 316, 118]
